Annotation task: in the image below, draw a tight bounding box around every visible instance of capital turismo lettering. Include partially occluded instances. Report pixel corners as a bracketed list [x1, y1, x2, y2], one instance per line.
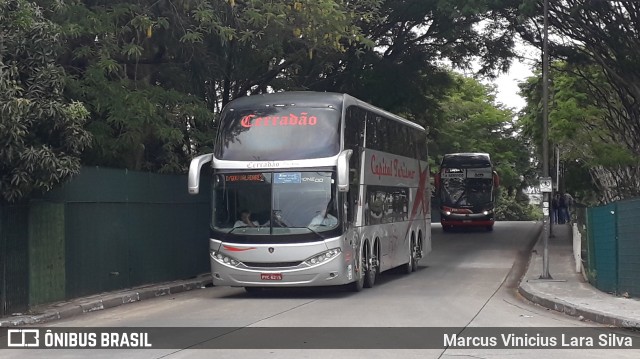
[371, 154, 416, 180]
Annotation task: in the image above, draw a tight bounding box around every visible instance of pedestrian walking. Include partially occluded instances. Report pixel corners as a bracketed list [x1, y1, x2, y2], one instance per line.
[558, 192, 568, 224]
[563, 192, 574, 223]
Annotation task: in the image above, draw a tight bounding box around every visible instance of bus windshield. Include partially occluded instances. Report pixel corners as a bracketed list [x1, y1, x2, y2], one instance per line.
[212, 171, 339, 238]
[441, 177, 494, 207]
[215, 106, 341, 161]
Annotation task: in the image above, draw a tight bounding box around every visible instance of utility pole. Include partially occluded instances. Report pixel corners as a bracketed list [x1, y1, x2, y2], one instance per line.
[540, 0, 552, 279]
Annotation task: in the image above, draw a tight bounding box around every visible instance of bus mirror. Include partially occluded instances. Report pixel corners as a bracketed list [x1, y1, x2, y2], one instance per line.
[188, 153, 213, 194]
[337, 149, 353, 192]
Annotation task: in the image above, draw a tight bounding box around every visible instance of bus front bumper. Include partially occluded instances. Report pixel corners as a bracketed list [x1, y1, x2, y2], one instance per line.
[440, 212, 494, 228]
[210, 252, 355, 287]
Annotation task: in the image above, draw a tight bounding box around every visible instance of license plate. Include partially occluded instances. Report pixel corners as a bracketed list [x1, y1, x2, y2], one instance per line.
[261, 273, 282, 281]
[463, 220, 472, 223]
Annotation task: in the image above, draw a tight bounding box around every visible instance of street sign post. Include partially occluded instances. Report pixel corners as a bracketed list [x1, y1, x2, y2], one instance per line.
[539, 176, 553, 279]
[539, 177, 552, 193]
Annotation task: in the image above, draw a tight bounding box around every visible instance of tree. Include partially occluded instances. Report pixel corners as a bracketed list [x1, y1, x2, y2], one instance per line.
[291, 0, 522, 129]
[36, 0, 217, 173]
[36, 0, 376, 172]
[429, 73, 538, 219]
[518, 62, 636, 203]
[0, 0, 91, 203]
[432, 73, 534, 191]
[515, 0, 640, 202]
[32, 1, 524, 175]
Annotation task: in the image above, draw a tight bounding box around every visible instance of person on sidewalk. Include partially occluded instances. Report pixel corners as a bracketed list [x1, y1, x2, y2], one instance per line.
[558, 192, 568, 224]
[564, 192, 574, 223]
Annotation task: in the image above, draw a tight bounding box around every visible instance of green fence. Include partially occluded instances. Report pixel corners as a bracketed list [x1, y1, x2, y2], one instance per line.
[1, 167, 211, 316]
[584, 198, 640, 297]
[615, 199, 640, 297]
[0, 205, 30, 316]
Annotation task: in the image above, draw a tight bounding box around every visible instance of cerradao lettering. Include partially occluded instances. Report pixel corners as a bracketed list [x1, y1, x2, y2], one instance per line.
[241, 112, 318, 127]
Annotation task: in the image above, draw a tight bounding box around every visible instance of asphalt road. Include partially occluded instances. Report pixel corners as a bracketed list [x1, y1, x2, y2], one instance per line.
[2, 221, 638, 358]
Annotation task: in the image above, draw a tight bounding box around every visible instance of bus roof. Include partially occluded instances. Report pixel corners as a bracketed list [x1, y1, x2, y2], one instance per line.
[225, 91, 426, 132]
[441, 153, 492, 168]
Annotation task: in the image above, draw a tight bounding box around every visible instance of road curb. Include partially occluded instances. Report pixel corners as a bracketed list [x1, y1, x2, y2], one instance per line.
[0, 275, 212, 327]
[516, 228, 640, 328]
[518, 280, 640, 328]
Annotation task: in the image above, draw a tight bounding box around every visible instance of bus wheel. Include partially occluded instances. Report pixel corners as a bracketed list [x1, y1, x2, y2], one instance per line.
[486, 225, 494, 232]
[403, 237, 415, 274]
[412, 235, 421, 272]
[364, 242, 378, 288]
[442, 225, 451, 232]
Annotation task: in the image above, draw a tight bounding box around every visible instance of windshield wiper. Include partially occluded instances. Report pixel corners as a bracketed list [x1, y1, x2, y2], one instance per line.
[305, 225, 327, 240]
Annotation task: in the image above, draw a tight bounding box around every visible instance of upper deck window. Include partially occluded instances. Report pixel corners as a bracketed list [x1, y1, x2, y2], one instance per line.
[215, 106, 341, 161]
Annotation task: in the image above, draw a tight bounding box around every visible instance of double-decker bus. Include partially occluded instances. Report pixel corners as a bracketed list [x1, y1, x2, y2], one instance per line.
[434, 153, 499, 232]
[188, 91, 431, 292]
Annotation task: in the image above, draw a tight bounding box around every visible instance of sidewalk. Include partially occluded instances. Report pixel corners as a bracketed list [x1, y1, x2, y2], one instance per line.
[518, 222, 640, 327]
[0, 274, 212, 326]
[2, 224, 640, 327]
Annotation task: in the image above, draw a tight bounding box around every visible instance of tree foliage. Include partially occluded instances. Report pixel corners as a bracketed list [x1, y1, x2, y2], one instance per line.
[430, 73, 537, 220]
[515, 0, 640, 202]
[291, 0, 521, 129]
[36, 0, 219, 173]
[26, 0, 523, 176]
[519, 62, 638, 203]
[0, 0, 91, 203]
[3, 1, 538, 206]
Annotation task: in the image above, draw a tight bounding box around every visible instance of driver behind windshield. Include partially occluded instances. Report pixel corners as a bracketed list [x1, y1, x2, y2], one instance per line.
[309, 202, 338, 227]
[234, 210, 259, 228]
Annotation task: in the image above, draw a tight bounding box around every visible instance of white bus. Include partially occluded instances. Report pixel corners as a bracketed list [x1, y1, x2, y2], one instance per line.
[188, 92, 431, 292]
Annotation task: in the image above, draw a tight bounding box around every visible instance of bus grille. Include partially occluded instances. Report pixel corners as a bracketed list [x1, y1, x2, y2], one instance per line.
[243, 261, 302, 268]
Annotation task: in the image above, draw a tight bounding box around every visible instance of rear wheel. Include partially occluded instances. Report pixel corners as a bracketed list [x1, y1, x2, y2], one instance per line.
[404, 237, 415, 274]
[412, 235, 422, 272]
[364, 241, 378, 288]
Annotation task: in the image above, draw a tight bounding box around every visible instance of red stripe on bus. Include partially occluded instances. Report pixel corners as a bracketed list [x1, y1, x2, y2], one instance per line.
[223, 245, 257, 252]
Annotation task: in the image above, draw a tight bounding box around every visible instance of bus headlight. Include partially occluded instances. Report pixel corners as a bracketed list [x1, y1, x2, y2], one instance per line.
[304, 248, 341, 266]
[444, 211, 452, 216]
[211, 251, 241, 266]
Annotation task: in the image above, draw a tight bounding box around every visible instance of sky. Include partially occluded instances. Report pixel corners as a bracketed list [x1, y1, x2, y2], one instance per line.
[491, 60, 533, 111]
[487, 41, 537, 112]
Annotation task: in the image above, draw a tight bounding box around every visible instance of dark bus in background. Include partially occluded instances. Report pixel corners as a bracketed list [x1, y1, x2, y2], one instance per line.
[434, 153, 499, 232]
